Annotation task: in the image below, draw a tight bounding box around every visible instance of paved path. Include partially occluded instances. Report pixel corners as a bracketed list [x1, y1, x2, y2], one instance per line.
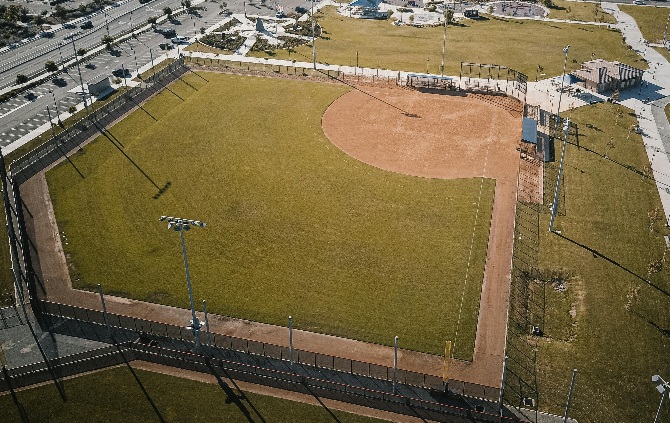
[603, 2, 670, 224]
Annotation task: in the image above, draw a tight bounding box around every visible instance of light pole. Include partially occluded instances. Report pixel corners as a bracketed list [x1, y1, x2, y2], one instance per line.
[554, 45, 570, 136]
[652, 374, 670, 423]
[441, 10, 447, 77]
[159, 216, 207, 351]
[311, 0, 316, 69]
[393, 336, 398, 394]
[70, 38, 89, 115]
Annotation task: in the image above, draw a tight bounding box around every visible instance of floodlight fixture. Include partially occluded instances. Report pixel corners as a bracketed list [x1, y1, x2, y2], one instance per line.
[159, 215, 206, 351]
[651, 374, 670, 423]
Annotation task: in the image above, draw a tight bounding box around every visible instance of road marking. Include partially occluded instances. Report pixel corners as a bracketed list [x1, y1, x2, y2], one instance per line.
[0, 96, 43, 119]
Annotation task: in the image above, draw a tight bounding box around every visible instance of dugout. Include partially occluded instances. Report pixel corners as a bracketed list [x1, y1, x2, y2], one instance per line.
[406, 74, 455, 90]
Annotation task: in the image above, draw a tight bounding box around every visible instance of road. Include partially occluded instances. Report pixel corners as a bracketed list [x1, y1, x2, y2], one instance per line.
[0, 0, 318, 151]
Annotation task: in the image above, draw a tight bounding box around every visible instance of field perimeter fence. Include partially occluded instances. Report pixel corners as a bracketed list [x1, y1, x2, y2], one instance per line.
[8, 57, 187, 185]
[0, 299, 519, 422]
[185, 56, 401, 88]
[35, 300, 482, 395]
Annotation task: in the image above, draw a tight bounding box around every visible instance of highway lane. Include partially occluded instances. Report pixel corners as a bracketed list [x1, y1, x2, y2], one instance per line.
[0, 0, 184, 88]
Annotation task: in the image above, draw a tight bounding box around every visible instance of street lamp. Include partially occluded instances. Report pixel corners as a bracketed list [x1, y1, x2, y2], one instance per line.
[311, 0, 316, 69]
[554, 45, 569, 128]
[652, 374, 670, 423]
[441, 9, 447, 77]
[159, 215, 207, 351]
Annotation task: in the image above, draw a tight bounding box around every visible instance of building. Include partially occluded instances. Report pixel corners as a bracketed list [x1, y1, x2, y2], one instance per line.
[347, 0, 387, 19]
[570, 59, 644, 93]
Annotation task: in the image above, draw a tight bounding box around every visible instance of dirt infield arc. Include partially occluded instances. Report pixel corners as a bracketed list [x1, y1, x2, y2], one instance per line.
[322, 87, 523, 387]
[23, 84, 522, 396]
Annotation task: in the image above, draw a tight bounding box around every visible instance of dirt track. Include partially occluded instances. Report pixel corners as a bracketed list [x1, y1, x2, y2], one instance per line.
[20, 84, 522, 409]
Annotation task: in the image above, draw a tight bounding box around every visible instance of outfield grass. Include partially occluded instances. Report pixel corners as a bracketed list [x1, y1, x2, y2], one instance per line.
[0, 366, 387, 422]
[244, 6, 643, 77]
[546, 0, 616, 24]
[46, 72, 493, 359]
[524, 103, 670, 422]
[619, 5, 670, 44]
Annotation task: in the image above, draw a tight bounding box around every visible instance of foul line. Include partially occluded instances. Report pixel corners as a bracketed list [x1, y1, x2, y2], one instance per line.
[453, 142, 491, 358]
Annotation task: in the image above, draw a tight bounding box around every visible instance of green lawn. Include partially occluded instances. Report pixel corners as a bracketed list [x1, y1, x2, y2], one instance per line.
[0, 366, 387, 422]
[546, 0, 616, 24]
[46, 72, 494, 359]
[619, 4, 670, 44]
[516, 103, 670, 422]
[654, 45, 670, 63]
[244, 6, 642, 77]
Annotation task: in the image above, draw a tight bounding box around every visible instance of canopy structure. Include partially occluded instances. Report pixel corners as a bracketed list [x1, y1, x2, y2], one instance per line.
[349, 0, 383, 8]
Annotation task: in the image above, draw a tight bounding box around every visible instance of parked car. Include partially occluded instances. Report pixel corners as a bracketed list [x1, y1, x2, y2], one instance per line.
[157, 28, 176, 37]
[159, 43, 173, 50]
[633, 0, 645, 4]
[81, 20, 93, 29]
[171, 35, 189, 44]
[112, 68, 131, 77]
[63, 22, 75, 29]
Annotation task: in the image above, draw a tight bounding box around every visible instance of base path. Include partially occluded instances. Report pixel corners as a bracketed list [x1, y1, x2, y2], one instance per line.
[323, 87, 522, 388]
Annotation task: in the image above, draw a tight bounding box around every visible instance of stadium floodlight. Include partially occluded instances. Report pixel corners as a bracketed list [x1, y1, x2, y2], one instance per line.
[652, 374, 670, 423]
[311, 0, 316, 69]
[159, 215, 207, 351]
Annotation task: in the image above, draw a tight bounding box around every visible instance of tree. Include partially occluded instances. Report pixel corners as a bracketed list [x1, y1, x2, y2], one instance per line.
[32, 14, 45, 26]
[78, 4, 87, 13]
[45, 60, 58, 72]
[102, 34, 114, 49]
[77, 47, 86, 56]
[163, 6, 173, 18]
[3, 4, 25, 23]
[147, 16, 158, 27]
[181, 0, 192, 9]
[15, 74, 28, 85]
[54, 5, 67, 22]
[68, 105, 77, 114]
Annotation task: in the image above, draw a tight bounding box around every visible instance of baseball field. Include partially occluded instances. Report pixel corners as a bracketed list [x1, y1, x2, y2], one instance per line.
[43, 71, 522, 359]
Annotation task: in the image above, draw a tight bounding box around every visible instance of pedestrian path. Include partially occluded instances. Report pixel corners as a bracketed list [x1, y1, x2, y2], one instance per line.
[603, 2, 670, 224]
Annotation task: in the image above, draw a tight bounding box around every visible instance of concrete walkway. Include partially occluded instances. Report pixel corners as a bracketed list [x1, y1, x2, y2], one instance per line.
[603, 2, 670, 224]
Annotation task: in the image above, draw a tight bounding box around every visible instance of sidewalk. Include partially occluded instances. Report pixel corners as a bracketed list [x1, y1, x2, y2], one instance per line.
[603, 2, 670, 224]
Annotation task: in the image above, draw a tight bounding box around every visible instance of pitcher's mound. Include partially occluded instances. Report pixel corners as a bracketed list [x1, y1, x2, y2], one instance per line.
[322, 88, 523, 181]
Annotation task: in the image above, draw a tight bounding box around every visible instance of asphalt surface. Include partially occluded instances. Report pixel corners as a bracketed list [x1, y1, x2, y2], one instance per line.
[0, 0, 324, 150]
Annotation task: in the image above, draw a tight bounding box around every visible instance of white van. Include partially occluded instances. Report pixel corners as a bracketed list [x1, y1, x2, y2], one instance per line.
[171, 36, 189, 45]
